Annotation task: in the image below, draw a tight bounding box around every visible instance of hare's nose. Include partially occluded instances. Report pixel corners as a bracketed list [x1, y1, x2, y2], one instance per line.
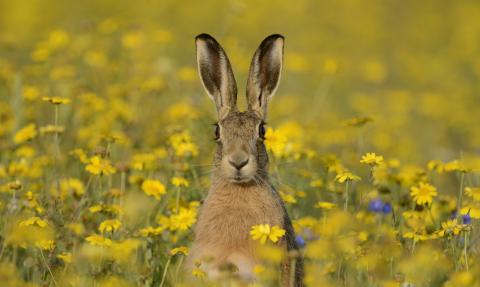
[228, 157, 249, 170]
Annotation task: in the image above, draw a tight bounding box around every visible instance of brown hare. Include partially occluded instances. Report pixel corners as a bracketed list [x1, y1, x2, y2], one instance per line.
[188, 34, 304, 286]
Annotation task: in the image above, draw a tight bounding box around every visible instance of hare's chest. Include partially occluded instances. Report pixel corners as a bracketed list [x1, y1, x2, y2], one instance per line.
[196, 185, 284, 246]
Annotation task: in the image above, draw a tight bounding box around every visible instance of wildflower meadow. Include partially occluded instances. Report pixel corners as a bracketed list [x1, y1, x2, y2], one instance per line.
[1, 1, 480, 286]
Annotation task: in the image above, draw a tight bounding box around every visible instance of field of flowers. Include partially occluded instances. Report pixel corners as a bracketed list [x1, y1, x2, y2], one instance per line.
[1, 0, 480, 286]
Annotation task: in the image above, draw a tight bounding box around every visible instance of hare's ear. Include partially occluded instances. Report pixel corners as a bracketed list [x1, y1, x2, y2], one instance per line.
[196, 34, 237, 119]
[246, 34, 284, 119]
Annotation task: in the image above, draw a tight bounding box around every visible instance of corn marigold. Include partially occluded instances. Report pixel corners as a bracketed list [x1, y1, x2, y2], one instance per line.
[315, 201, 337, 210]
[42, 96, 71, 105]
[250, 224, 286, 244]
[98, 219, 122, 233]
[335, 171, 361, 183]
[19, 217, 48, 228]
[170, 246, 189, 256]
[410, 182, 437, 205]
[13, 124, 37, 144]
[171, 176, 189, 187]
[360, 152, 384, 166]
[85, 234, 112, 246]
[141, 179, 166, 200]
[85, 156, 116, 175]
[169, 208, 197, 230]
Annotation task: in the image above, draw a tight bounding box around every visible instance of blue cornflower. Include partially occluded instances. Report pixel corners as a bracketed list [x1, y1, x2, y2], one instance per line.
[382, 203, 392, 214]
[368, 198, 384, 213]
[463, 213, 472, 225]
[368, 198, 392, 214]
[295, 235, 306, 248]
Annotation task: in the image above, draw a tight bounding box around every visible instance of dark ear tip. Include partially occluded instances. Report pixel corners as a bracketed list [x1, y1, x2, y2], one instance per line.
[259, 34, 284, 49]
[195, 33, 217, 43]
[268, 34, 284, 40]
[264, 34, 285, 42]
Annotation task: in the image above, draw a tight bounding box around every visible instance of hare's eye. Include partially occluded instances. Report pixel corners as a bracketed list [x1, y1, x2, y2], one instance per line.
[214, 124, 220, 140]
[259, 123, 266, 140]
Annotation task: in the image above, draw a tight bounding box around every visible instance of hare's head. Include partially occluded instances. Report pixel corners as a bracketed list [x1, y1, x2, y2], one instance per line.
[195, 34, 284, 184]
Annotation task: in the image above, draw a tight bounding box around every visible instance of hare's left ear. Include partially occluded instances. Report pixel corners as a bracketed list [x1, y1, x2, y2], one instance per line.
[196, 34, 238, 120]
[246, 34, 284, 119]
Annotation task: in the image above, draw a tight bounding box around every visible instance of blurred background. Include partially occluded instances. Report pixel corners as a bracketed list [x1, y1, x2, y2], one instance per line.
[1, 0, 479, 162]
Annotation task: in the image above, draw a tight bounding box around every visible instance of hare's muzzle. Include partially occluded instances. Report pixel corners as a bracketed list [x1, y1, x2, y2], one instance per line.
[228, 152, 249, 171]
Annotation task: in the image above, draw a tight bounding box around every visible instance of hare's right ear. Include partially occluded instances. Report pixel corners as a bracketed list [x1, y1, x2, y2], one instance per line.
[246, 34, 284, 119]
[195, 34, 238, 119]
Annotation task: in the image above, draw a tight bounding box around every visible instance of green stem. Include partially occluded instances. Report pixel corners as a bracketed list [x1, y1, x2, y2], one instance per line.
[344, 181, 350, 211]
[174, 256, 185, 286]
[160, 256, 172, 287]
[40, 249, 58, 286]
[456, 172, 465, 221]
[464, 232, 469, 271]
[175, 186, 181, 214]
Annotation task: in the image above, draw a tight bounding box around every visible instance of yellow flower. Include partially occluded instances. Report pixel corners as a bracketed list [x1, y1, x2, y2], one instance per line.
[36, 240, 55, 251]
[438, 219, 465, 237]
[131, 153, 157, 171]
[310, 179, 323, 187]
[171, 177, 189, 187]
[39, 125, 65, 135]
[85, 234, 112, 246]
[410, 182, 437, 205]
[57, 252, 72, 263]
[264, 127, 288, 158]
[98, 219, 122, 233]
[324, 58, 338, 74]
[67, 223, 85, 235]
[7, 180, 22, 191]
[460, 205, 480, 219]
[137, 226, 164, 237]
[88, 204, 122, 215]
[402, 231, 428, 242]
[15, 146, 36, 158]
[42, 96, 71, 105]
[335, 171, 361, 183]
[141, 179, 166, 200]
[314, 201, 337, 210]
[192, 267, 206, 278]
[13, 124, 37, 144]
[170, 246, 189, 256]
[280, 191, 297, 204]
[170, 208, 197, 231]
[465, 187, 480, 201]
[70, 148, 89, 163]
[427, 160, 444, 173]
[343, 116, 374, 127]
[444, 160, 470, 173]
[168, 131, 199, 157]
[85, 156, 116, 175]
[59, 178, 85, 197]
[360, 152, 384, 166]
[253, 264, 266, 275]
[22, 86, 40, 101]
[166, 101, 198, 120]
[250, 224, 286, 244]
[19, 217, 48, 228]
[122, 31, 143, 49]
[444, 271, 475, 287]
